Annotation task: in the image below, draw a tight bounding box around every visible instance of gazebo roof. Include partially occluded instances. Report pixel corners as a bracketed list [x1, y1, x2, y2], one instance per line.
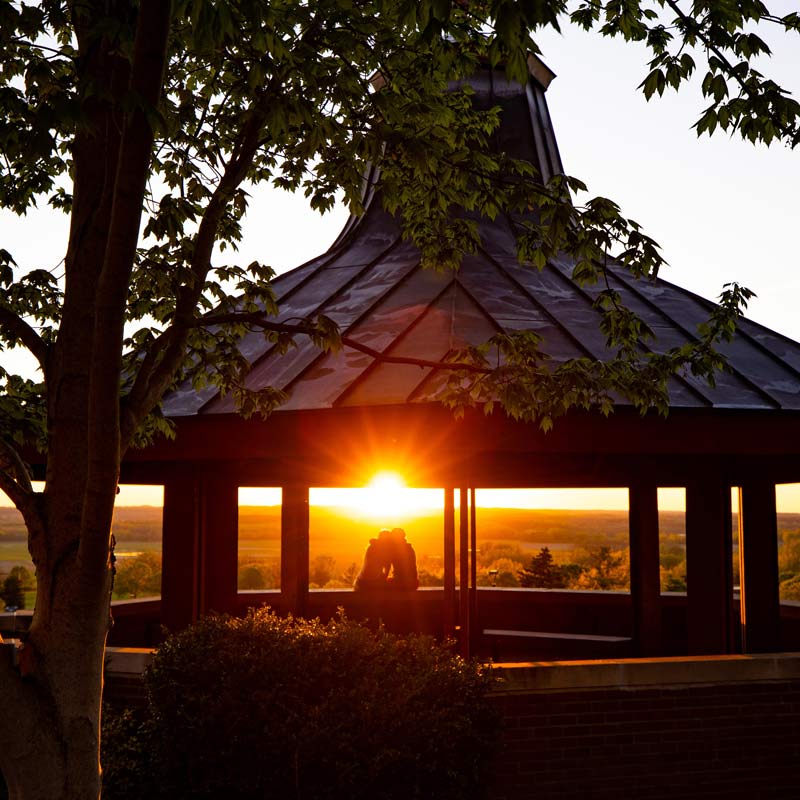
[161, 61, 800, 421]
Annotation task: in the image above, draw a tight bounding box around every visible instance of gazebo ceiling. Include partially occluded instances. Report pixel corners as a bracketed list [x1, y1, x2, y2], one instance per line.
[160, 59, 800, 423]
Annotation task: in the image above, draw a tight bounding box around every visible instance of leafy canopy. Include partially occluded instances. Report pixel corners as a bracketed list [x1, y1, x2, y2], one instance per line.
[0, 0, 794, 468]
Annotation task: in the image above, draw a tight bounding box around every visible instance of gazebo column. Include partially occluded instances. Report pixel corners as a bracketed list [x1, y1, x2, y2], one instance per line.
[161, 474, 201, 632]
[443, 488, 456, 639]
[281, 485, 310, 617]
[685, 478, 735, 654]
[738, 481, 781, 653]
[629, 483, 662, 655]
[470, 488, 478, 655]
[198, 478, 239, 616]
[458, 487, 471, 658]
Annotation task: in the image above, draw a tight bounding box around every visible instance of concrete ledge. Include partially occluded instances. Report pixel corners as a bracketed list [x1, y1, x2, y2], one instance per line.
[491, 652, 800, 694]
[105, 646, 154, 675]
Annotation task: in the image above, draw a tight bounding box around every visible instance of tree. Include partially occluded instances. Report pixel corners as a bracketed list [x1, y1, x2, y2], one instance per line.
[8, 566, 33, 593]
[778, 529, 800, 578]
[237, 563, 267, 591]
[340, 561, 359, 588]
[0, 1, 795, 797]
[309, 554, 337, 588]
[1, 575, 25, 611]
[111, 552, 162, 599]
[572, 545, 630, 591]
[518, 546, 567, 588]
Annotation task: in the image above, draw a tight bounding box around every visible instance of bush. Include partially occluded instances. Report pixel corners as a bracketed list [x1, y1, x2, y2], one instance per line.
[102, 609, 497, 800]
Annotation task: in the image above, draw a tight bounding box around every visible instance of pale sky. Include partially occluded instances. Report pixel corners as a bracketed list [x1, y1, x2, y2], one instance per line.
[2, 14, 799, 512]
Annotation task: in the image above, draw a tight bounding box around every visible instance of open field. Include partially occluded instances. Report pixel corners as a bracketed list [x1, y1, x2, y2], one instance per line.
[3, 504, 800, 588]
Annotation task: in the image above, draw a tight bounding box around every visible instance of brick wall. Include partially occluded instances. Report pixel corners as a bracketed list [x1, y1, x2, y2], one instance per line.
[488, 658, 800, 800]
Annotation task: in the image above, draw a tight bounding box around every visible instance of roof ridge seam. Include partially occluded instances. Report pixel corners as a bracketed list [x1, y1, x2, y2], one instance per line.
[333, 271, 461, 407]
[653, 273, 800, 386]
[405, 276, 508, 403]
[480, 233, 597, 360]
[262, 236, 410, 400]
[198, 235, 404, 414]
[607, 265, 783, 410]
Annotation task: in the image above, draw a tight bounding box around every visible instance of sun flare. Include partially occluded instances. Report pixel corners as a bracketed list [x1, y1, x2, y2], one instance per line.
[358, 471, 408, 517]
[367, 470, 406, 493]
[300, 471, 443, 519]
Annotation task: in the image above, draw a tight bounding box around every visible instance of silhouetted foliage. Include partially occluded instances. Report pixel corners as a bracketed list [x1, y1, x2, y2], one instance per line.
[1, 575, 24, 610]
[7, 566, 33, 591]
[102, 609, 497, 800]
[517, 547, 568, 589]
[309, 554, 337, 588]
[237, 557, 280, 591]
[238, 564, 267, 590]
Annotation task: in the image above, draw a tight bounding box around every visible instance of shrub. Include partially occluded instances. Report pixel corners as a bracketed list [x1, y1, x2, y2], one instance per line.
[103, 609, 497, 800]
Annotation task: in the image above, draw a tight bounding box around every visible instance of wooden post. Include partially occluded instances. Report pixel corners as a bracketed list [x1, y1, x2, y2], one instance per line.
[470, 487, 478, 655]
[685, 478, 734, 654]
[629, 483, 662, 655]
[738, 481, 781, 653]
[199, 478, 239, 616]
[459, 487, 470, 658]
[161, 473, 201, 632]
[281, 485, 310, 618]
[443, 488, 456, 639]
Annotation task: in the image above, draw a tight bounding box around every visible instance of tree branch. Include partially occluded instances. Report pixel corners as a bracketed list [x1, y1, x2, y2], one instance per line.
[663, 0, 790, 107]
[121, 73, 291, 443]
[0, 306, 48, 371]
[0, 466, 30, 516]
[0, 437, 45, 543]
[0, 437, 33, 496]
[195, 313, 491, 374]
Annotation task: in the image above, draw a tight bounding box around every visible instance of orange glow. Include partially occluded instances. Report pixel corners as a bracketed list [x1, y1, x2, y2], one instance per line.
[352, 471, 409, 518]
[312, 471, 444, 519]
[77, 483, 800, 514]
[369, 470, 405, 491]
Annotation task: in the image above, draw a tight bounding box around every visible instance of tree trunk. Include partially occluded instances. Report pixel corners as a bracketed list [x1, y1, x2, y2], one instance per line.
[0, 3, 172, 796]
[0, 572, 109, 798]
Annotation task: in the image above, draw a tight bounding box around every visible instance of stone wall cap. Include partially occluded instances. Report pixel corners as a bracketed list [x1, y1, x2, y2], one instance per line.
[491, 652, 800, 694]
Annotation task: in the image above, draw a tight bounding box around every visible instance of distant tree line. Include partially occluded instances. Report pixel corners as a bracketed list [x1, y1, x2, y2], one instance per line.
[112, 553, 162, 600]
[105, 529, 800, 600]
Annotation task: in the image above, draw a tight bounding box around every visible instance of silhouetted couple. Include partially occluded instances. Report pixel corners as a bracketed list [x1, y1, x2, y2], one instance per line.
[354, 527, 418, 591]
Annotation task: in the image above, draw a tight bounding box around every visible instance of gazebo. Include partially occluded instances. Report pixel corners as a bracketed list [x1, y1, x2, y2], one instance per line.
[122, 57, 800, 660]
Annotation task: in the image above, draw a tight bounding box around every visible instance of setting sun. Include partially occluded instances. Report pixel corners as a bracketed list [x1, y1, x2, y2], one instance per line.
[310, 471, 443, 519]
[357, 471, 409, 518]
[368, 471, 406, 492]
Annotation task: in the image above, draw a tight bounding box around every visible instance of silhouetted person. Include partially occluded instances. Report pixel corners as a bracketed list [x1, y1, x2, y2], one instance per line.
[387, 527, 418, 590]
[353, 529, 393, 591]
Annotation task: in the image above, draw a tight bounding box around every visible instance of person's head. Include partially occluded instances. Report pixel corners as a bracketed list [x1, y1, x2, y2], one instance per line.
[378, 528, 393, 542]
[389, 527, 406, 542]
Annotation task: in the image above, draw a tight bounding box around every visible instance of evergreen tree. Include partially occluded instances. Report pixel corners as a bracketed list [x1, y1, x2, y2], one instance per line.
[1, 575, 24, 610]
[518, 547, 567, 589]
